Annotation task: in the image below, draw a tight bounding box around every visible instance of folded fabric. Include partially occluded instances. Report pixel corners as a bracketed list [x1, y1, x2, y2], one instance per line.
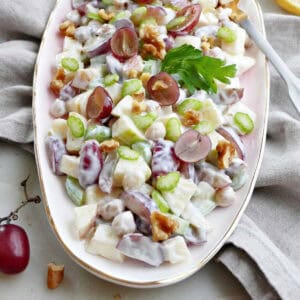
[217, 13, 300, 300]
[0, 1, 299, 299]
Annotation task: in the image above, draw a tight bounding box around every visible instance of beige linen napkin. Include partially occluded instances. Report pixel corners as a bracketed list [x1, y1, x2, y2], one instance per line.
[0, 1, 299, 299]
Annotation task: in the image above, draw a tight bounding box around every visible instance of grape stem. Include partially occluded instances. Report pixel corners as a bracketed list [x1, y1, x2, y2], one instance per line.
[0, 176, 41, 225]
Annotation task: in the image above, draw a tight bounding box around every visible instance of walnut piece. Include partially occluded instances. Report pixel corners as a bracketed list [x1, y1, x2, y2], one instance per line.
[132, 100, 147, 113]
[140, 25, 166, 60]
[47, 263, 64, 289]
[182, 110, 201, 126]
[59, 20, 75, 38]
[132, 91, 145, 102]
[216, 140, 236, 169]
[50, 79, 64, 96]
[100, 139, 120, 152]
[151, 211, 179, 242]
[127, 69, 138, 79]
[139, 72, 151, 88]
[98, 9, 115, 21]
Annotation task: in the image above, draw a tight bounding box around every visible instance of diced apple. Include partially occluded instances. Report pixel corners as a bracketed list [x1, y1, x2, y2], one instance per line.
[66, 90, 93, 117]
[112, 115, 146, 146]
[105, 83, 122, 105]
[60, 155, 80, 178]
[174, 36, 201, 49]
[66, 127, 84, 153]
[181, 202, 210, 232]
[56, 49, 83, 70]
[162, 178, 197, 216]
[163, 236, 191, 264]
[198, 8, 218, 26]
[199, 99, 224, 130]
[86, 224, 124, 263]
[63, 36, 83, 52]
[225, 54, 256, 76]
[74, 204, 97, 239]
[165, 214, 189, 235]
[225, 101, 256, 135]
[85, 184, 107, 205]
[111, 95, 134, 117]
[221, 27, 246, 56]
[192, 182, 216, 216]
[114, 156, 151, 187]
[48, 118, 68, 140]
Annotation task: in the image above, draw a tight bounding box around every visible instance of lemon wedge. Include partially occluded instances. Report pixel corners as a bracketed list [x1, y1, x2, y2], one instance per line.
[275, 0, 300, 15]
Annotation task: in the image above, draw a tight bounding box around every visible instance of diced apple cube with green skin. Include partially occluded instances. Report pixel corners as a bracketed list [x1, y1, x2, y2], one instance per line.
[111, 95, 134, 117]
[174, 36, 201, 49]
[86, 224, 125, 263]
[105, 83, 123, 105]
[86, 185, 123, 205]
[225, 54, 255, 76]
[163, 236, 191, 264]
[181, 202, 210, 233]
[85, 184, 107, 204]
[193, 181, 215, 200]
[66, 90, 93, 117]
[66, 127, 84, 153]
[60, 155, 80, 178]
[74, 204, 97, 239]
[49, 118, 68, 140]
[192, 181, 216, 216]
[199, 99, 224, 130]
[112, 115, 146, 146]
[63, 36, 83, 52]
[112, 211, 136, 236]
[162, 178, 197, 216]
[225, 102, 256, 135]
[113, 156, 151, 187]
[158, 113, 181, 126]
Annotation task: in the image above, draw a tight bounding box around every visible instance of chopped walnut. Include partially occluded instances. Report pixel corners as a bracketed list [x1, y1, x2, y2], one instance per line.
[151, 211, 179, 242]
[132, 100, 147, 113]
[216, 140, 236, 169]
[59, 20, 75, 38]
[47, 263, 64, 289]
[182, 110, 201, 126]
[139, 72, 151, 88]
[98, 9, 115, 22]
[127, 69, 138, 79]
[140, 25, 166, 60]
[152, 80, 168, 91]
[132, 92, 145, 102]
[50, 79, 64, 95]
[100, 139, 120, 152]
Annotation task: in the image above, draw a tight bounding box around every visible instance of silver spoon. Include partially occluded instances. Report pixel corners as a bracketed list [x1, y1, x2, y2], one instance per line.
[228, 1, 300, 115]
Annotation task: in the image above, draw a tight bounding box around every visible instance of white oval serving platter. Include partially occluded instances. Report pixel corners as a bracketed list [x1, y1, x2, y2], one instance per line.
[33, 0, 269, 288]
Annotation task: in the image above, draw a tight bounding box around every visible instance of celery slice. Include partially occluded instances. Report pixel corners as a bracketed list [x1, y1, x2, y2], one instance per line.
[233, 112, 254, 134]
[157, 172, 180, 192]
[151, 190, 170, 213]
[67, 115, 85, 138]
[217, 27, 237, 43]
[165, 118, 181, 142]
[117, 146, 140, 160]
[65, 176, 85, 206]
[61, 57, 79, 72]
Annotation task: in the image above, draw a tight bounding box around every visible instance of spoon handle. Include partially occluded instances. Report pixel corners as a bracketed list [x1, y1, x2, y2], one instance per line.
[240, 18, 298, 86]
[240, 18, 300, 115]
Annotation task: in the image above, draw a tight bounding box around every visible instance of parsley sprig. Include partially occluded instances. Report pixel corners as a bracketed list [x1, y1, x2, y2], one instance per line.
[161, 45, 237, 94]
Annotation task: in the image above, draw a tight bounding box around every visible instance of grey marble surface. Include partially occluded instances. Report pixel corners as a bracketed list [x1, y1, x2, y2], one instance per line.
[0, 1, 287, 299]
